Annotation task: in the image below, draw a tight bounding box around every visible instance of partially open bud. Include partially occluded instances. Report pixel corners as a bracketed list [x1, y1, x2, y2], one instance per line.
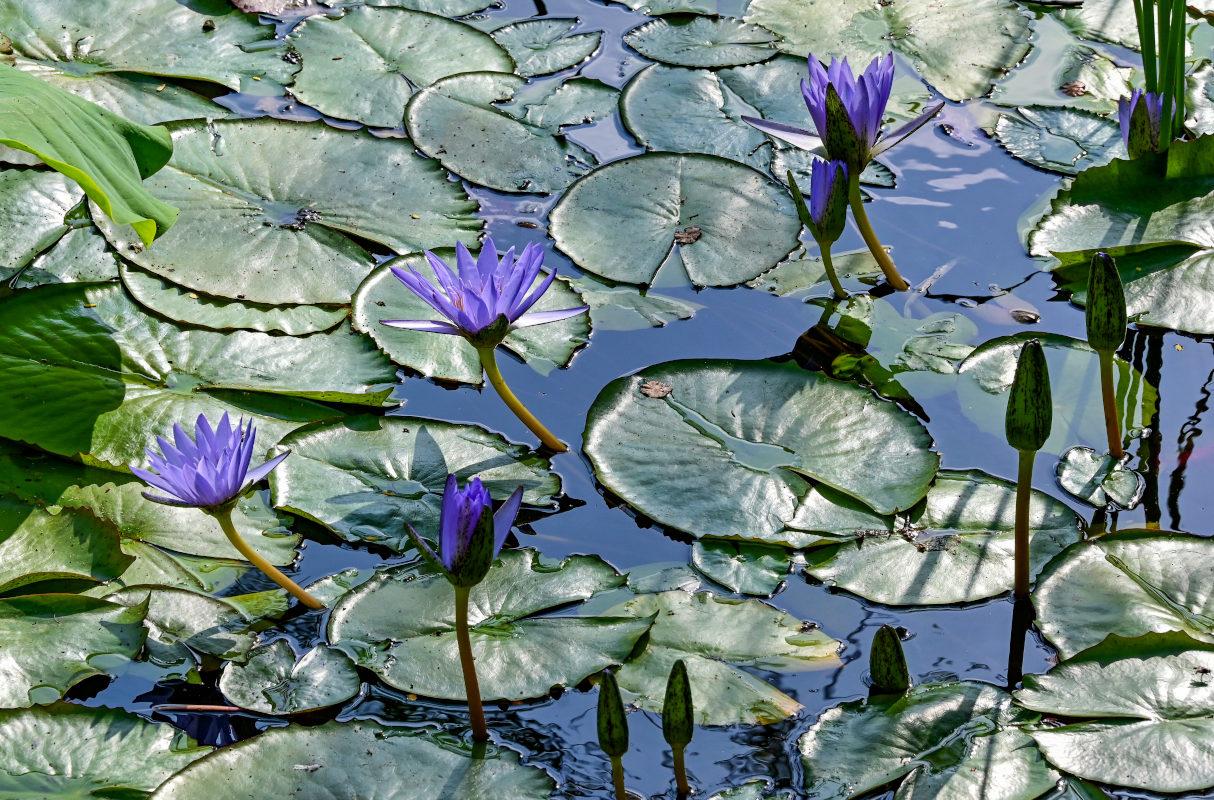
[1005, 339, 1052, 453]
[598, 670, 629, 759]
[1086, 252, 1127, 354]
[823, 84, 863, 172]
[868, 624, 911, 695]
[662, 659, 694, 749]
[1118, 89, 1163, 159]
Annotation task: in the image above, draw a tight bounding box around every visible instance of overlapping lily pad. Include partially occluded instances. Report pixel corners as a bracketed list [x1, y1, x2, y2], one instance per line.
[0, 168, 80, 282]
[584, 359, 937, 547]
[623, 17, 779, 68]
[803, 470, 1084, 605]
[989, 42, 1132, 114]
[288, 6, 513, 128]
[11, 225, 119, 288]
[1056, 0, 1214, 50]
[93, 119, 480, 305]
[219, 640, 360, 715]
[691, 540, 791, 596]
[271, 416, 559, 552]
[1055, 445, 1143, 508]
[491, 18, 601, 77]
[993, 106, 1125, 175]
[0, 496, 131, 594]
[329, 549, 652, 701]
[566, 273, 704, 331]
[551, 154, 802, 286]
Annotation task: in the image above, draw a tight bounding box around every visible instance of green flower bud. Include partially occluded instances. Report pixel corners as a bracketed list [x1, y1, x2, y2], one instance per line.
[1086, 252, 1127, 354]
[868, 624, 910, 695]
[1005, 339, 1052, 453]
[598, 670, 628, 758]
[662, 659, 694, 748]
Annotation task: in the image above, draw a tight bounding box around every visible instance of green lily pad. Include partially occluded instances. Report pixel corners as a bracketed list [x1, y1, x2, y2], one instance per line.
[1189, 61, 1214, 137]
[0, 593, 147, 707]
[691, 539, 791, 596]
[322, 0, 497, 13]
[1016, 632, 1214, 793]
[288, 6, 512, 128]
[329, 549, 652, 701]
[219, 640, 360, 715]
[1055, 446, 1143, 508]
[1032, 530, 1214, 659]
[744, 0, 1032, 101]
[566, 273, 703, 331]
[352, 251, 589, 384]
[0, 703, 209, 799]
[149, 721, 555, 800]
[624, 17, 779, 68]
[0, 496, 131, 594]
[1055, 0, 1214, 50]
[584, 359, 937, 547]
[491, 18, 601, 78]
[993, 106, 1125, 175]
[93, 118, 480, 305]
[746, 247, 885, 297]
[12, 225, 120, 288]
[614, 0, 718, 12]
[551, 154, 802, 286]
[990, 41, 1133, 115]
[709, 782, 776, 800]
[406, 72, 615, 194]
[799, 681, 1057, 800]
[803, 469, 1084, 605]
[607, 590, 841, 725]
[271, 415, 559, 552]
[957, 333, 1157, 455]
[0, 168, 80, 282]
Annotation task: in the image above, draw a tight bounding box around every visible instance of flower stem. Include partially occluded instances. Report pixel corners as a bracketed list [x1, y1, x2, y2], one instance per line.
[1014, 449, 1036, 600]
[848, 180, 908, 291]
[214, 508, 324, 610]
[476, 347, 567, 453]
[673, 745, 690, 797]
[455, 585, 489, 742]
[1098, 349, 1124, 460]
[820, 245, 847, 299]
[611, 756, 627, 800]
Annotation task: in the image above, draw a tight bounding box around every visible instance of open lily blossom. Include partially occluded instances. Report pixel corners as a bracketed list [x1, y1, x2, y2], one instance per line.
[1118, 89, 1164, 158]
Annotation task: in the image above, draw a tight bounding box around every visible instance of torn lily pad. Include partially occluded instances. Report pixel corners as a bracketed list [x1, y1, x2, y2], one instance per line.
[1055, 446, 1143, 508]
[220, 640, 360, 715]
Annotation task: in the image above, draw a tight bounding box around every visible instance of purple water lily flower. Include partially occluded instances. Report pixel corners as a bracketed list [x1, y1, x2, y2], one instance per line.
[383, 237, 588, 349]
[1118, 89, 1164, 158]
[132, 413, 288, 511]
[408, 474, 523, 587]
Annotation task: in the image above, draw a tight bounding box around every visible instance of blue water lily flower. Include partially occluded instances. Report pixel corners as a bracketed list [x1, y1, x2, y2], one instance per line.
[383, 237, 588, 349]
[1118, 89, 1164, 158]
[408, 474, 523, 588]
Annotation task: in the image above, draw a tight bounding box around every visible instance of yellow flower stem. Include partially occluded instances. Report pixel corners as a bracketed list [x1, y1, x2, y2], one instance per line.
[1098, 349, 1124, 460]
[455, 585, 490, 742]
[477, 347, 568, 453]
[848, 179, 908, 291]
[611, 756, 627, 800]
[673, 745, 690, 797]
[215, 508, 324, 610]
[1013, 449, 1035, 600]
[820, 245, 847, 299]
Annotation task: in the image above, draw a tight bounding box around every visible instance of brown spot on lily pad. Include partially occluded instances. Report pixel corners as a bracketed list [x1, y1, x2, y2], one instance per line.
[1060, 81, 1087, 97]
[640, 380, 672, 398]
[674, 226, 701, 245]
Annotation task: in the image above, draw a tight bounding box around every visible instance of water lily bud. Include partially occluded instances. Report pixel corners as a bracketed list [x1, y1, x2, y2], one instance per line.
[868, 624, 910, 695]
[598, 670, 629, 759]
[1086, 251, 1127, 354]
[662, 659, 694, 748]
[823, 84, 863, 172]
[447, 502, 497, 588]
[1119, 89, 1163, 159]
[1005, 339, 1052, 453]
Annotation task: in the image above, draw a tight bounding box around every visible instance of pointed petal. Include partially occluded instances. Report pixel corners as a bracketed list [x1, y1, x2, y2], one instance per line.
[245, 449, 290, 487]
[511, 267, 556, 318]
[403, 523, 453, 581]
[141, 491, 198, 508]
[741, 116, 826, 154]
[492, 487, 524, 556]
[512, 306, 589, 328]
[439, 474, 461, 568]
[870, 102, 944, 158]
[380, 318, 466, 335]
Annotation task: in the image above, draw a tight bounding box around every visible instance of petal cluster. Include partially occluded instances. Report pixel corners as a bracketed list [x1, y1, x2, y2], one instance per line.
[382, 237, 588, 348]
[802, 53, 894, 163]
[411, 475, 523, 585]
[132, 413, 288, 510]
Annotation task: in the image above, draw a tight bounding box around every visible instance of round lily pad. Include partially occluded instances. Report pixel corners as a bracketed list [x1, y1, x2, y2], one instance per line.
[288, 6, 513, 128]
[0, 496, 131, 594]
[0, 168, 80, 282]
[623, 17, 779, 68]
[691, 539, 791, 597]
[550, 154, 802, 286]
[993, 106, 1125, 175]
[1032, 530, 1214, 659]
[328, 549, 652, 701]
[270, 415, 560, 552]
[584, 359, 938, 547]
[803, 469, 1084, 605]
[1055, 445, 1143, 508]
[219, 640, 360, 715]
[491, 18, 601, 78]
[93, 119, 480, 305]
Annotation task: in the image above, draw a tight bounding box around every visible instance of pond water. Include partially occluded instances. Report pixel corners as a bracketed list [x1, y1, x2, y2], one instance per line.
[4, 0, 1214, 797]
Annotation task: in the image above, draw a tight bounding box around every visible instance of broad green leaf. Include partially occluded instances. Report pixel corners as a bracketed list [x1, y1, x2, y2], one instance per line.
[1055, 445, 1143, 508]
[1017, 632, 1214, 793]
[1032, 531, 1214, 659]
[12, 225, 120, 288]
[803, 470, 1084, 605]
[957, 333, 1157, 455]
[0, 282, 386, 468]
[990, 41, 1133, 115]
[746, 248, 885, 297]
[623, 17, 779, 68]
[607, 590, 841, 725]
[0, 703, 209, 799]
[1055, 0, 1214, 50]
[0, 593, 147, 707]
[583, 359, 937, 547]
[993, 106, 1125, 175]
[612, 0, 717, 13]
[149, 722, 555, 800]
[491, 19, 601, 78]
[566, 273, 703, 331]
[800, 681, 1057, 800]
[0, 168, 79, 281]
[550, 154, 802, 286]
[93, 119, 480, 305]
[0, 64, 177, 245]
[0, 496, 131, 594]
[323, 0, 496, 12]
[1189, 61, 1214, 137]
[328, 549, 652, 700]
[691, 539, 791, 596]
[352, 253, 589, 384]
[744, 0, 1032, 101]
[289, 6, 512, 128]
[219, 641, 360, 715]
[271, 416, 560, 552]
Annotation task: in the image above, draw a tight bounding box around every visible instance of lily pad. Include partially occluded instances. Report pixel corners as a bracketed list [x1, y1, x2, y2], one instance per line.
[491, 18, 601, 78]
[623, 17, 779, 68]
[288, 6, 512, 128]
[691, 539, 791, 596]
[584, 359, 937, 548]
[1016, 632, 1214, 793]
[0, 593, 147, 707]
[271, 415, 560, 552]
[803, 470, 1084, 605]
[1056, 0, 1214, 50]
[990, 42, 1133, 115]
[993, 106, 1125, 175]
[149, 721, 555, 800]
[0, 496, 131, 594]
[1055, 446, 1143, 508]
[353, 252, 589, 384]
[0, 282, 388, 468]
[219, 640, 360, 715]
[746, 248, 885, 297]
[957, 333, 1157, 455]
[328, 549, 653, 701]
[1032, 530, 1214, 659]
[12, 225, 120, 288]
[566, 273, 703, 331]
[799, 681, 1057, 800]
[744, 0, 1032, 101]
[607, 590, 841, 725]
[93, 118, 480, 305]
[0, 703, 209, 799]
[550, 154, 802, 286]
[323, 0, 497, 13]
[0, 168, 80, 282]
